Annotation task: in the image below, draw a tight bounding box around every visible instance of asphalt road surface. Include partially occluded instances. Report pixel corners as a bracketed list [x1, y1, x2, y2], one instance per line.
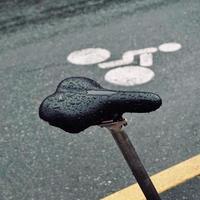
[0, 0, 200, 200]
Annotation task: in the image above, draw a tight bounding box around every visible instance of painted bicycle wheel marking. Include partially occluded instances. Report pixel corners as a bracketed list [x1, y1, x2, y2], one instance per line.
[105, 66, 155, 86]
[67, 48, 111, 65]
[67, 42, 182, 86]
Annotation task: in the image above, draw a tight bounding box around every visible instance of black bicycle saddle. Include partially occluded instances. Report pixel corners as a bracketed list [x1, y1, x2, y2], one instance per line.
[39, 77, 162, 133]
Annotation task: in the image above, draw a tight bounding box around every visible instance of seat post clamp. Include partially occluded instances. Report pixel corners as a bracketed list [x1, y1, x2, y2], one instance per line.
[99, 118, 128, 131]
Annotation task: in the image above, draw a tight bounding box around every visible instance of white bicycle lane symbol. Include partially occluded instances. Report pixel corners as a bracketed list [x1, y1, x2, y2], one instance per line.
[67, 42, 182, 86]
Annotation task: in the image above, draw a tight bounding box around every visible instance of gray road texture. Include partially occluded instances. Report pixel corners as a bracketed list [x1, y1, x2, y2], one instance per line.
[0, 0, 200, 199]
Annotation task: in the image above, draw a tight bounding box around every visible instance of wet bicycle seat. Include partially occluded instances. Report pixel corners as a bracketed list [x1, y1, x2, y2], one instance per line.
[39, 77, 162, 133]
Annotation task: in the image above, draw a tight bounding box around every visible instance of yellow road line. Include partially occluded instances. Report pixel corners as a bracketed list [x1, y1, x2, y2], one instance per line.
[101, 154, 200, 200]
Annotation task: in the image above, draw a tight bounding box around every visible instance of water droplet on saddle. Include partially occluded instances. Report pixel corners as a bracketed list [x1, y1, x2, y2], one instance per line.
[52, 104, 60, 109]
[58, 94, 64, 102]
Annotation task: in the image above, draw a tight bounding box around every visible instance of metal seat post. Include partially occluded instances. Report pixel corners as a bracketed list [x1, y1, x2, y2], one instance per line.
[100, 118, 161, 200]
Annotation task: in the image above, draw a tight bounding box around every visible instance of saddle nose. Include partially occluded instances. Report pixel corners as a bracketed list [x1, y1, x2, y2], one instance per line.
[39, 77, 162, 133]
[108, 91, 161, 114]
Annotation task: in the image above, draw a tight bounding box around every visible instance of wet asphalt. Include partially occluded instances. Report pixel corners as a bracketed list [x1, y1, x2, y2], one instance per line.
[0, 0, 200, 200]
